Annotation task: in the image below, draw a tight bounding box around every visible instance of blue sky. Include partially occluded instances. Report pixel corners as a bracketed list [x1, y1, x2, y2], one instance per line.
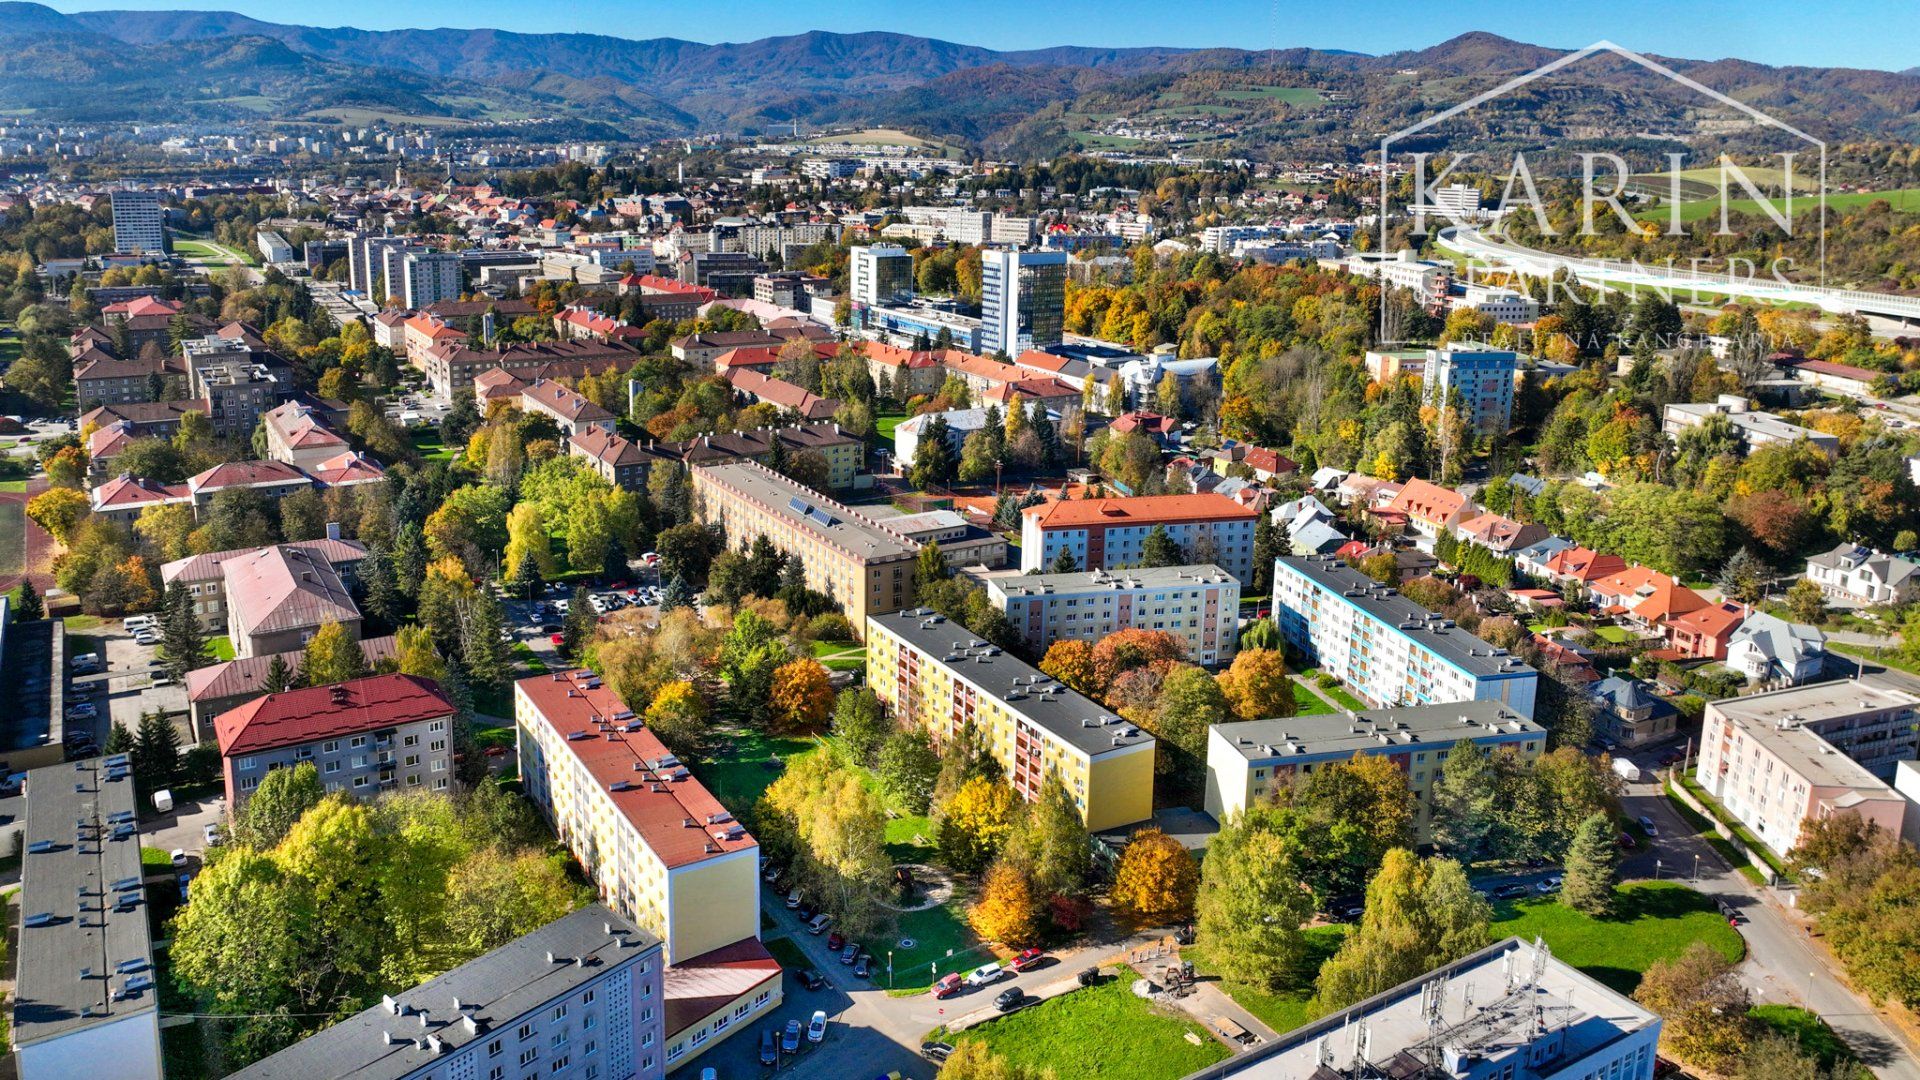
[48, 0, 1920, 72]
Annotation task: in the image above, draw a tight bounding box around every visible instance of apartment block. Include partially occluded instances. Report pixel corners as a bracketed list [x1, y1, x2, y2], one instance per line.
[184, 334, 296, 437]
[1020, 495, 1258, 582]
[691, 462, 918, 635]
[987, 564, 1241, 665]
[1205, 701, 1544, 838]
[865, 608, 1156, 832]
[110, 189, 165, 254]
[1271, 555, 1540, 719]
[399, 250, 464, 311]
[515, 670, 781, 1071]
[228, 904, 667, 1080]
[214, 674, 454, 807]
[1697, 681, 1920, 858]
[12, 756, 163, 1080]
[1423, 342, 1517, 434]
[1663, 395, 1839, 457]
[981, 249, 1067, 355]
[1186, 938, 1660, 1080]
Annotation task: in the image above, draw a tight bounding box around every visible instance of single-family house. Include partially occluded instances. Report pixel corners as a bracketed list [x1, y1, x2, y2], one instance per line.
[1727, 612, 1825, 687]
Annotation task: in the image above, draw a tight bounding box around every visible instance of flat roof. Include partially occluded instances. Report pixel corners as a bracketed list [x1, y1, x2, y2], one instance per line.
[229, 905, 661, 1080]
[989, 563, 1237, 599]
[0, 617, 62, 754]
[692, 462, 917, 563]
[1276, 555, 1538, 681]
[1184, 937, 1659, 1079]
[1708, 679, 1919, 730]
[867, 608, 1156, 760]
[12, 756, 157, 1049]
[1213, 701, 1541, 762]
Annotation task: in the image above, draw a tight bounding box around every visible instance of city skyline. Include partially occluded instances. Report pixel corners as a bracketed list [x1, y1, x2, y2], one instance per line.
[42, 0, 1920, 74]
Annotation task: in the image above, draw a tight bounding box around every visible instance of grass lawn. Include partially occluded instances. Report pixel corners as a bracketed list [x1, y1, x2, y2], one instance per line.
[811, 638, 866, 672]
[1750, 1004, 1867, 1076]
[888, 894, 988, 992]
[764, 933, 811, 975]
[510, 642, 550, 675]
[0, 500, 21, 577]
[873, 412, 910, 444]
[1291, 681, 1337, 716]
[1187, 925, 1347, 1034]
[409, 428, 456, 465]
[1591, 625, 1633, 645]
[1638, 186, 1920, 224]
[697, 728, 821, 818]
[141, 846, 175, 873]
[0, 478, 26, 493]
[207, 635, 234, 662]
[938, 976, 1231, 1079]
[1488, 881, 1744, 995]
[64, 614, 103, 632]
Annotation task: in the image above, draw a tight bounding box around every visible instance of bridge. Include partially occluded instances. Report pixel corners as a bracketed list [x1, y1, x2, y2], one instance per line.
[1436, 226, 1920, 323]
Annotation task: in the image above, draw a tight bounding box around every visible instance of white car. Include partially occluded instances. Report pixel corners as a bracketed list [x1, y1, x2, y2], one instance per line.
[965, 962, 1005, 987]
[807, 1009, 827, 1043]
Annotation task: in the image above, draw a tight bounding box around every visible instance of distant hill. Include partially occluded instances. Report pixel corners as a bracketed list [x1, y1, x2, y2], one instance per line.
[3, 5, 1919, 155]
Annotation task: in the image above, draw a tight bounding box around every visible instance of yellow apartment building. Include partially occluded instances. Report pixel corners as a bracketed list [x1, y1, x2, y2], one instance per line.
[865, 608, 1156, 833]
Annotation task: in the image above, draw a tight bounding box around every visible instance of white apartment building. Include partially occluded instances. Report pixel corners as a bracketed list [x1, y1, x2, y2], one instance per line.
[1343, 250, 1452, 304]
[1271, 554, 1540, 719]
[987, 564, 1241, 665]
[849, 243, 915, 307]
[400, 250, 464, 311]
[1663, 395, 1839, 457]
[1697, 682, 1920, 858]
[1019, 494, 1258, 582]
[110, 189, 165, 254]
[1460, 282, 1540, 323]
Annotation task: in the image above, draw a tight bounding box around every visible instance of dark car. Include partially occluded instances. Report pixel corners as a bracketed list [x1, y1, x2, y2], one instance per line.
[795, 903, 817, 922]
[1492, 883, 1530, 900]
[760, 1028, 778, 1066]
[798, 968, 827, 990]
[854, 953, 871, 979]
[994, 987, 1025, 1011]
[781, 1018, 802, 1054]
[840, 944, 860, 965]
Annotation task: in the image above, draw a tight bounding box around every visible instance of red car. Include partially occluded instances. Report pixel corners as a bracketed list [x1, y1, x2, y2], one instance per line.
[1008, 948, 1047, 973]
[932, 973, 964, 999]
[484, 746, 508, 758]
[550, 633, 566, 646]
[826, 931, 845, 951]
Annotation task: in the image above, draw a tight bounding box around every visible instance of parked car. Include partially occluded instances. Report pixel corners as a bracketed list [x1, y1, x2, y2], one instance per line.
[1534, 875, 1563, 895]
[549, 633, 565, 646]
[1637, 815, 1658, 836]
[70, 652, 103, 674]
[922, 1041, 956, 1062]
[760, 1028, 778, 1066]
[826, 931, 845, 951]
[932, 973, 964, 999]
[993, 987, 1025, 1012]
[177, 873, 191, 902]
[965, 962, 1004, 987]
[170, 849, 188, 867]
[840, 944, 860, 965]
[798, 968, 827, 990]
[1617, 832, 1637, 850]
[781, 1018, 801, 1053]
[1492, 883, 1530, 900]
[1008, 948, 1047, 972]
[202, 824, 220, 846]
[786, 888, 803, 909]
[65, 702, 97, 721]
[795, 903, 817, 923]
[762, 861, 782, 884]
[807, 1009, 827, 1043]
[808, 913, 832, 935]
[853, 954, 871, 979]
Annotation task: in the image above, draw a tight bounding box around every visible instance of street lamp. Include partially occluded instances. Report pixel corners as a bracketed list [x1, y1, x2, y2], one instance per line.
[888, 950, 894, 990]
[1693, 854, 1700, 882]
[1654, 858, 1663, 880]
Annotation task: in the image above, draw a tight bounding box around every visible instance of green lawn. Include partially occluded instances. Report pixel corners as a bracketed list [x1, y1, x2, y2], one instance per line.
[1291, 681, 1337, 716]
[409, 428, 456, 465]
[207, 635, 234, 662]
[1187, 925, 1347, 1034]
[1592, 625, 1633, 645]
[873, 412, 910, 445]
[1488, 881, 1744, 995]
[940, 976, 1230, 1079]
[764, 933, 812, 975]
[698, 728, 822, 818]
[141, 846, 175, 873]
[888, 893, 987, 993]
[1750, 1004, 1868, 1076]
[812, 638, 866, 672]
[510, 642, 549, 675]
[0, 478, 26, 493]
[0, 500, 21, 577]
[1638, 186, 1920, 224]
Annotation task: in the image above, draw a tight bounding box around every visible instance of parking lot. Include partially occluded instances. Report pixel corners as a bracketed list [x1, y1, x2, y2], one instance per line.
[65, 620, 192, 751]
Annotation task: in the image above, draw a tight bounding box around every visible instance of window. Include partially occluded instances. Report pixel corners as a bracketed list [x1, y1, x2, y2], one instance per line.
[518, 1047, 537, 1067]
[429, 719, 446, 732]
[581, 989, 595, 1005]
[352, 775, 369, 789]
[431, 739, 447, 753]
[404, 734, 419, 747]
[351, 736, 368, 748]
[489, 1039, 503, 1056]
[322, 740, 340, 753]
[552, 1004, 567, 1021]
[488, 1068, 504, 1080]
[324, 760, 340, 774]
[238, 757, 257, 772]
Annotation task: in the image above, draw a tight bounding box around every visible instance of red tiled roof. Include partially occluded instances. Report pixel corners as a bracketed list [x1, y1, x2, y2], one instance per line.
[986, 376, 1079, 404]
[1791, 358, 1883, 383]
[1542, 546, 1627, 582]
[188, 635, 397, 704]
[1109, 411, 1178, 436]
[1025, 493, 1258, 529]
[308, 451, 387, 486]
[222, 543, 361, 638]
[941, 351, 1025, 385]
[852, 341, 941, 370]
[521, 379, 614, 424]
[1387, 478, 1467, 524]
[1241, 446, 1297, 476]
[516, 669, 756, 871]
[726, 368, 840, 420]
[1593, 566, 1709, 623]
[570, 427, 650, 467]
[663, 937, 782, 1037]
[264, 401, 347, 450]
[91, 474, 187, 509]
[215, 673, 450, 756]
[102, 295, 182, 319]
[1667, 600, 1748, 640]
[189, 458, 308, 494]
[162, 537, 366, 586]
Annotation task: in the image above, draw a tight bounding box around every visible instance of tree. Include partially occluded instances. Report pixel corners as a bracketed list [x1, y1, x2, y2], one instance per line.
[936, 775, 1019, 873]
[1089, 628, 1185, 694]
[235, 762, 326, 849]
[358, 544, 405, 629]
[1047, 549, 1079, 573]
[262, 653, 294, 694]
[645, 681, 714, 764]
[12, 577, 43, 621]
[769, 658, 835, 733]
[1138, 525, 1183, 567]
[1634, 941, 1754, 1074]
[131, 709, 181, 806]
[911, 415, 959, 490]
[159, 581, 210, 683]
[1039, 639, 1097, 695]
[1216, 648, 1295, 721]
[561, 584, 596, 659]
[876, 729, 940, 813]
[1196, 805, 1316, 991]
[831, 687, 889, 764]
[1431, 739, 1503, 863]
[1314, 850, 1490, 1009]
[301, 621, 367, 687]
[25, 487, 88, 544]
[1786, 577, 1827, 625]
[1003, 773, 1092, 899]
[504, 503, 558, 581]
[970, 861, 1041, 946]
[916, 540, 952, 588]
[719, 609, 787, 719]
[105, 721, 135, 754]
[1561, 812, 1619, 916]
[1146, 664, 1228, 782]
[1716, 548, 1770, 604]
[392, 625, 444, 681]
[1110, 827, 1200, 925]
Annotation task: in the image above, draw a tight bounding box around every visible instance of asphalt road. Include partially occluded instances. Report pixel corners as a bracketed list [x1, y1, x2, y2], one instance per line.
[1619, 767, 1920, 1079]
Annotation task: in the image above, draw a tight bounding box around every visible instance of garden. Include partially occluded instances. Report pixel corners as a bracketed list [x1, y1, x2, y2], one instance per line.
[935, 976, 1231, 1080]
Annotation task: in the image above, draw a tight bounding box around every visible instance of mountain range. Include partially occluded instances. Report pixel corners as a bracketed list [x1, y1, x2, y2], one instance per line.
[4, 4, 1920, 157]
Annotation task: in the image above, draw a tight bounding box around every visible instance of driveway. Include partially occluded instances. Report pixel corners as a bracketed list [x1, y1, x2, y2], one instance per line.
[1622, 773, 1920, 1079]
[93, 622, 189, 739]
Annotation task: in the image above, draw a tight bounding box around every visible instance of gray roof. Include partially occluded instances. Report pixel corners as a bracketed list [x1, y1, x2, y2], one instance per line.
[1212, 700, 1541, 763]
[230, 904, 661, 1080]
[693, 462, 918, 563]
[1728, 611, 1824, 661]
[1807, 543, 1920, 589]
[1707, 679, 1919, 731]
[1589, 676, 1675, 718]
[12, 756, 157, 1049]
[989, 563, 1237, 599]
[1507, 472, 1547, 497]
[868, 608, 1156, 760]
[1276, 555, 1538, 681]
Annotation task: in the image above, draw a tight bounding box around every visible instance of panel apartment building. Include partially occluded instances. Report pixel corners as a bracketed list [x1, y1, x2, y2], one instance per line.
[12, 755, 163, 1080]
[229, 904, 667, 1080]
[865, 608, 1156, 832]
[1019, 495, 1259, 581]
[1696, 680, 1920, 858]
[1271, 555, 1540, 719]
[1204, 701, 1544, 838]
[516, 669, 781, 1071]
[213, 674, 455, 807]
[691, 462, 918, 635]
[987, 564, 1241, 666]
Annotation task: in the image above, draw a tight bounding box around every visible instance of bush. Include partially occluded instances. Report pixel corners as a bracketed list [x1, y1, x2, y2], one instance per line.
[809, 612, 854, 641]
